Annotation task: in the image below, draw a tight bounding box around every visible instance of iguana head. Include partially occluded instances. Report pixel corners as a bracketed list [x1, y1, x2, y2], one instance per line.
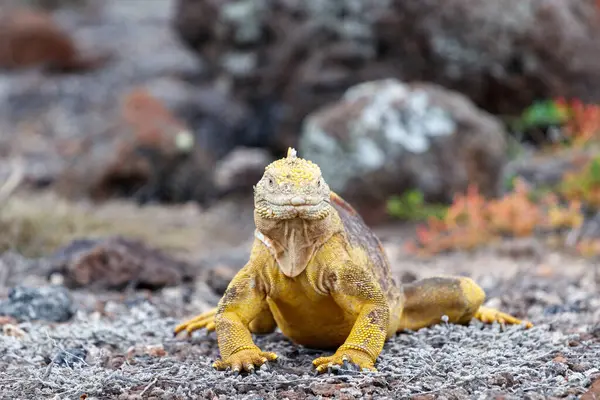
[254, 148, 331, 220]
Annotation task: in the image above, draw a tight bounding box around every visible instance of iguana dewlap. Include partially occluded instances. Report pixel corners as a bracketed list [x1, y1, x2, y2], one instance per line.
[175, 148, 532, 374]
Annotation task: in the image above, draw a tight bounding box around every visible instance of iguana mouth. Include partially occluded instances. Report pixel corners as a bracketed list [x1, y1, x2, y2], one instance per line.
[266, 199, 330, 207]
[256, 199, 331, 220]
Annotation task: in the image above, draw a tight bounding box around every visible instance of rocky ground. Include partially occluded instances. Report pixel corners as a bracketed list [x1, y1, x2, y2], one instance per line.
[0, 194, 599, 400]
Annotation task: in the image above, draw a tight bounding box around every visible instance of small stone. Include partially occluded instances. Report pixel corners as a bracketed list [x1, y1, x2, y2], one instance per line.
[572, 363, 592, 373]
[145, 345, 167, 358]
[2, 324, 26, 339]
[53, 347, 88, 367]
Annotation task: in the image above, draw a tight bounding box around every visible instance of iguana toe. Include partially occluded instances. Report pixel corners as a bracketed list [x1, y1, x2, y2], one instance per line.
[475, 306, 533, 328]
[312, 349, 376, 374]
[173, 308, 218, 336]
[213, 349, 278, 374]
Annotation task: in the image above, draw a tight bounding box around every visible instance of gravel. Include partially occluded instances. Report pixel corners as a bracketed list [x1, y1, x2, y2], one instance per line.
[0, 248, 599, 399]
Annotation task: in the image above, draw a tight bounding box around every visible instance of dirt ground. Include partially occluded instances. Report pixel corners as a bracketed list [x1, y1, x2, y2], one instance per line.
[0, 194, 599, 400]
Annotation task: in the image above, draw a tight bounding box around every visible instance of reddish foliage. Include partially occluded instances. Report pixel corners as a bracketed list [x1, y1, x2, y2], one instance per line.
[554, 97, 600, 145]
[559, 156, 600, 210]
[406, 179, 584, 257]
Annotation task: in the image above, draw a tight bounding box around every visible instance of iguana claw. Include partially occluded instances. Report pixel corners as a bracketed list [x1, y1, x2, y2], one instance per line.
[475, 306, 533, 328]
[313, 349, 376, 374]
[174, 308, 218, 336]
[213, 349, 278, 374]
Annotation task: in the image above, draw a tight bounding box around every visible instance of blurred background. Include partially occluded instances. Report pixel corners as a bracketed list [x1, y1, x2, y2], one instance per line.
[1, 0, 600, 286]
[1, 2, 600, 398]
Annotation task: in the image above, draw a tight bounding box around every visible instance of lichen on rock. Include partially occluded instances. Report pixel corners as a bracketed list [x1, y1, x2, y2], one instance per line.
[299, 78, 507, 223]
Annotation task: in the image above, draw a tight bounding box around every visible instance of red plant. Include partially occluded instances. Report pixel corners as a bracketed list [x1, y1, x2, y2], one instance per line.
[405, 179, 584, 257]
[554, 98, 600, 145]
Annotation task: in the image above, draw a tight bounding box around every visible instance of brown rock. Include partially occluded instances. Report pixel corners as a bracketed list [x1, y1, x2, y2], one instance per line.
[582, 377, 600, 400]
[173, 0, 600, 153]
[55, 88, 217, 205]
[299, 79, 507, 224]
[126, 344, 168, 359]
[278, 391, 307, 400]
[48, 236, 195, 291]
[0, 7, 109, 72]
[310, 383, 350, 397]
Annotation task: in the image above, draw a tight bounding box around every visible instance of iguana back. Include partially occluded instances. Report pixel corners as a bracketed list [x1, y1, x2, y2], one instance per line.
[330, 192, 400, 302]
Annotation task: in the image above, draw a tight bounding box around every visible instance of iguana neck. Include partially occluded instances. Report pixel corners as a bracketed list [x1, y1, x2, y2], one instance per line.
[254, 210, 343, 278]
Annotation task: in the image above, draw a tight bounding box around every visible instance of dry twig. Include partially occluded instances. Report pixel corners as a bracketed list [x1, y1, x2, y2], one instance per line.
[0, 159, 24, 207]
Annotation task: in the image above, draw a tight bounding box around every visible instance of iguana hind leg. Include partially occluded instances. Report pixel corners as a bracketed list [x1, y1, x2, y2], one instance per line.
[397, 276, 532, 331]
[174, 306, 277, 336]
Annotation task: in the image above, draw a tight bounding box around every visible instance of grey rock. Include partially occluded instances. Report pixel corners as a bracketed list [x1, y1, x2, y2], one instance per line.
[299, 78, 507, 223]
[173, 0, 600, 155]
[0, 285, 75, 322]
[213, 147, 274, 197]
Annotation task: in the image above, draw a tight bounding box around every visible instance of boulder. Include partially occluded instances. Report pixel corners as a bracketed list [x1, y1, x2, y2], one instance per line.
[213, 147, 273, 197]
[0, 0, 206, 193]
[0, 285, 75, 323]
[0, 7, 108, 72]
[298, 79, 507, 224]
[48, 236, 196, 291]
[173, 0, 600, 152]
[54, 88, 218, 205]
[378, 0, 600, 114]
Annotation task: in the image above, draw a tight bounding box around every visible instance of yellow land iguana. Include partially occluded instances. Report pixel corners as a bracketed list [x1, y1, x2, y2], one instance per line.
[174, 148, 532, 374]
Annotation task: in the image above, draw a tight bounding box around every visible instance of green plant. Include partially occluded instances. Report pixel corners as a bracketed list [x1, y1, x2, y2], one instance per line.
[386, 190, 447, 221]
[514, 100, 569, 132]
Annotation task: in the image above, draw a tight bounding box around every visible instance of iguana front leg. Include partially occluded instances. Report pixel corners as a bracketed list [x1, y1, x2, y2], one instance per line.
[210, 263, 278, 373]
[311, 259, 390, 373]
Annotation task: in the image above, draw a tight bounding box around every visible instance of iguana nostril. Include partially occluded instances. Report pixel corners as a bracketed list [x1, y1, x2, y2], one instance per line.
[290, 196, 306, 206]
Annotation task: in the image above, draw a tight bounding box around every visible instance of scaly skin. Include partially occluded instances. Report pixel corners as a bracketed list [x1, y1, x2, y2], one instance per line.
[174, 148, 533, 374]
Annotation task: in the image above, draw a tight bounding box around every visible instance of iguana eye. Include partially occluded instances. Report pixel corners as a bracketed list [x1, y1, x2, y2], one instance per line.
[267, 177, 275, 187]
